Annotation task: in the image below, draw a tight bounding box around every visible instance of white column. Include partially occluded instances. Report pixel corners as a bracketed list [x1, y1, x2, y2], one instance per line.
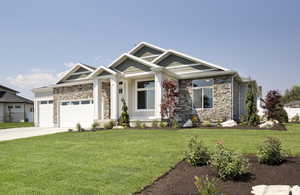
[34, 99, 39, 127]
[155, 72, 163, 119]
[93, 79, 102, 120]
[110, 76, 118, 120]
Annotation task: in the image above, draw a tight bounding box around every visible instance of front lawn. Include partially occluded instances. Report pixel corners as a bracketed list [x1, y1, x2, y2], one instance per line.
[0, 124, 299, 194]
[0, 122, 34, 129]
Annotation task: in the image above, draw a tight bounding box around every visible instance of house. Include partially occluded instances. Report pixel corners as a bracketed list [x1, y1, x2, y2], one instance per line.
[284, 100, 300, 121]
[32, 42, 259, 128]
[0, 85, 34, 122]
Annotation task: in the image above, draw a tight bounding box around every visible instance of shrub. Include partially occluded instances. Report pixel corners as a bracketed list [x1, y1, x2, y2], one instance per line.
[185, 136, 210, 166]
[292, 114, 300, 122]
[210, 142, 249, 180]
[141, 123, 147, 128]
[135, 120, 142, 128]
[119, 98, 130, 127]
[76, 123, 83, 132]
[104, 120, 114, 129]
[191, 115, 200, 126]
[202, 121, 212, 127]
[257, 137, 284, 165]
[152, 120, 159, 128]
[91, 122, 99, 131]
[194, 176, 222, 195]
[263, 90, 287, 123]
[172, 120, 180, 128]
[159, 121, 168, 128]
[277, 107, 288, 123]
[246, 84, 260, 126]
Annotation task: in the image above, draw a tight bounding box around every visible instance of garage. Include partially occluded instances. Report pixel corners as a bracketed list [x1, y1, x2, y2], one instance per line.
[38, 100, 54, 127]
[59, 99, 94, 128]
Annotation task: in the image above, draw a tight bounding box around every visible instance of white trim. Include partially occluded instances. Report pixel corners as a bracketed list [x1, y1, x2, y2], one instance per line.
[89, 66, 117, 79]
[123, 71, 154, 78]
[175, 69, 217, 75]
[165, 63, 202, 69]
[135, 79, 155, 112]
[70, 70, 91, 76]
[191, 79, 214, 110]
[140, 54, 161, 59]
[153, 50, 230, 71]
[128, 42, 166, 55]
[56, 63, 94, 84]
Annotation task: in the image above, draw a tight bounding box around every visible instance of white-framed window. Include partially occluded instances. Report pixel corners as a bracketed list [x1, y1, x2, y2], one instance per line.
[15, 105, 21, 109]
[192, 79, 213, 109]
[136, 80, 155, 111]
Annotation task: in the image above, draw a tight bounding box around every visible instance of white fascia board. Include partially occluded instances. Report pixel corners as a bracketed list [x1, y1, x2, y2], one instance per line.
[89, 66, 117, 79]
[56, 63, 94, 84]
[153, 50, 230, 71]
[128, 42, 166, 55]
[177, 70, 236, 79]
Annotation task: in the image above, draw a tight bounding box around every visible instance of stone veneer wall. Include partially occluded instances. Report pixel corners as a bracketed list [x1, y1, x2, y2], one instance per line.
[53, 84, 93, 125]
[101, 82, 110, 119]
[177, 76, 233, 123]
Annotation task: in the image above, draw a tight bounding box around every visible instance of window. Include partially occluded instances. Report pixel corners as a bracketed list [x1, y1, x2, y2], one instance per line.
[81, 100, 91, 105]
[48, 100, 53, 104]
[61, 102, 70, 106]
[15, 105, 21, 109]
[192, 79, 213, 109]
[40, 101, 48, 104]
[30, 108, 34, 112]
[71, 101, 80, 105]
[136, 80, 155, 110]
[8, 106, 13, 109]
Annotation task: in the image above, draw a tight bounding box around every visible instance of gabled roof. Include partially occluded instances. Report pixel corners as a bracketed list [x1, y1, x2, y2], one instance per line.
[0, 85, 19, 93]
[56, 63, 95, 84]
[89, 66, 117, 78]
[0, 91, 33, 104]
[128, 42, 166, 56]
[152, 50, 230, 71]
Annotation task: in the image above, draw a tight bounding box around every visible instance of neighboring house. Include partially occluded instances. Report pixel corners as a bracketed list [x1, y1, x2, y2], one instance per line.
[284, 100, 300, 120]
[32, 42, 260, 128]
[0, 85, 34, 123]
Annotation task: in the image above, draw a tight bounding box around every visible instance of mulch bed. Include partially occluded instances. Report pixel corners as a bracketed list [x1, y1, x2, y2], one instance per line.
[135, 156, 300, 195]
[193, 123, 287, 131]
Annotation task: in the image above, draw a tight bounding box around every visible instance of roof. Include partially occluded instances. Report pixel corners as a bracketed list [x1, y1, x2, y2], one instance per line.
[0, 85, 19, 93]
[285, 100, 300, 108]
[0, 91, 33, 104]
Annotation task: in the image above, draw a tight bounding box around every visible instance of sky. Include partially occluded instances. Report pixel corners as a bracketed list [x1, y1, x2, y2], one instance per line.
[0, 0, 299, 99]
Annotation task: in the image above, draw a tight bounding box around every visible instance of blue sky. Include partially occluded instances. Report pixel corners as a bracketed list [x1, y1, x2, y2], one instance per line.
[0, 0, 299, 99]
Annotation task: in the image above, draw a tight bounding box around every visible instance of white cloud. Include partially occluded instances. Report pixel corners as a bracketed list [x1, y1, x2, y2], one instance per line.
[6, 72, 58, 89]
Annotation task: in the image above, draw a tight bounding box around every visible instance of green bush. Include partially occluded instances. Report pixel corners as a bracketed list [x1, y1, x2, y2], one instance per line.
[141, 123, 147, 128]
[135, 121, 142, 128]
[194, 176, 223, 195]
[151, 120, 159, 128]
[104, 120, 115, 129]
[91, 122, 99, 131]
[185, 136, 210, 166]
[210, 143, 249, 180]
[257, 137, 284, 165]
[159, 121, 168, 128]
[277, 107, 288, 123]
[171, 120, 180, 128]
[119, 98, 130, 127]
[202, 121, 212, 127]
[292, 114, 300, 122]
[191, 115, 200, 126]
[76, 123, 83, 132]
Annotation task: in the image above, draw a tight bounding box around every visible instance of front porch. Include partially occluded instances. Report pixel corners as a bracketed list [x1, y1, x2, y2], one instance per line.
[93, 71, 165, 123]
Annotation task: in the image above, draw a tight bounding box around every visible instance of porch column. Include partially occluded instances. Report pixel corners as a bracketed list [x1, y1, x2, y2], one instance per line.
[34, 100, 39, 127]
[93, 78, 102, 120]
[154, 72, 163, 119]
[110, 76, 118, 120]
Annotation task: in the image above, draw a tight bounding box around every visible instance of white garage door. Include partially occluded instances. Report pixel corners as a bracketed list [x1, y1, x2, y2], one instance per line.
[60, 100, 94, 128]
[39, 100, 54, 127]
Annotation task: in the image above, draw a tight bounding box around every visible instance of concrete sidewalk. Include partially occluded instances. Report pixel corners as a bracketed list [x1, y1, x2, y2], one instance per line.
[0, 127, 68, 142]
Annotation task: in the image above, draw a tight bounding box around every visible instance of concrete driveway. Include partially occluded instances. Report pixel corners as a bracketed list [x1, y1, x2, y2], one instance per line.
[0, 127, 68, 142]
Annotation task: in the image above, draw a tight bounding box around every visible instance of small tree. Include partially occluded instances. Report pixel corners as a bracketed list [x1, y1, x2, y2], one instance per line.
[119, 98, 130, 127]
[263, 90, 288, 123]
[245, 84, 260, 126]
[161, 80, 179, 127]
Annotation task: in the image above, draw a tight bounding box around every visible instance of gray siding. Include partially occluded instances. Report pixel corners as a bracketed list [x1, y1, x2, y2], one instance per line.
[114, 59, 151, 74]
[232, 78, 240, 121]
[132, 46, 163, 57]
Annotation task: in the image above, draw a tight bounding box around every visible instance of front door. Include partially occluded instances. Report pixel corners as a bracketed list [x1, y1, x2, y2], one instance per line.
[118, 80, 127, 116]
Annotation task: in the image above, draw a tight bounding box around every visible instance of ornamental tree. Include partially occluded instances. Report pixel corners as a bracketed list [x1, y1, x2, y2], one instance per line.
[263, 90, 288, 122]
[245, 84, 260, 126]
[119, 98, 130, 127]
[161, 80, 179, 127]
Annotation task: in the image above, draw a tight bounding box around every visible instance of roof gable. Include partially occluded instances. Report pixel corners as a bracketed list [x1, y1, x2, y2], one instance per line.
[57, 64, 95, 83]
[113, 58, 152, 74]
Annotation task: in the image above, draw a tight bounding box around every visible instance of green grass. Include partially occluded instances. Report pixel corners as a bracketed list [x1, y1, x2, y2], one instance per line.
[0, 124, 299, 194]
[0, 122, 34, 129]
